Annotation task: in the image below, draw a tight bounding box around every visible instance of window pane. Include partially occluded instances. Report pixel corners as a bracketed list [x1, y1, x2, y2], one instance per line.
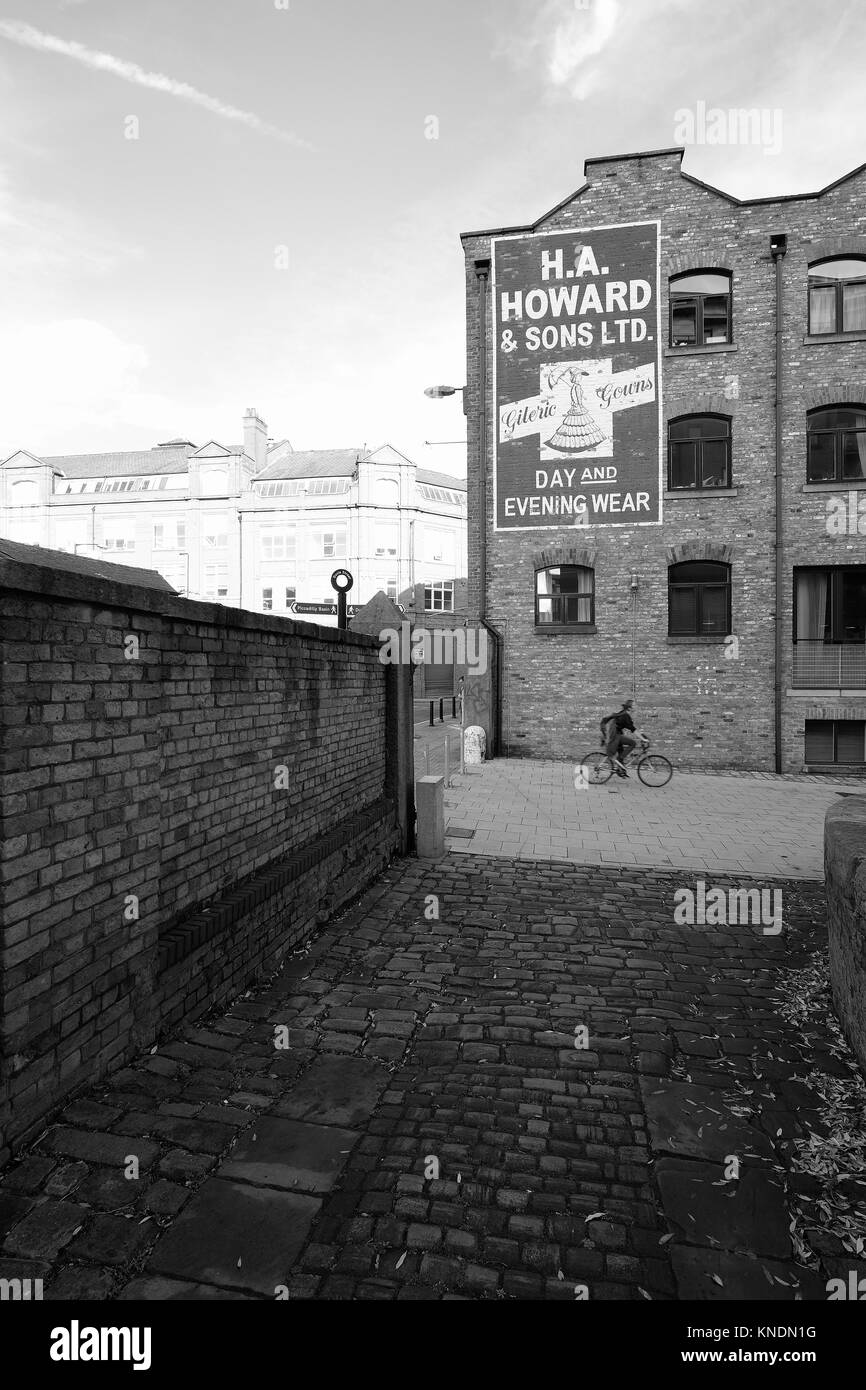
[804, 720, 834, 762]
[670, 586, 697, 634]
[842, 431, 866, 481]
[671, 303, 697, 345]
[702, 297, 730, 343]
[836, 721, 866, 763]
[672, 273, 730, 294]
[842, 281, 866, 332]
[809, 285, 836, 334]
[809, 259, 866, 280]
[795, 570, 829, 640]
[701, 440, 729, 486]
[807, 432, 836, 482]
[536, 569, 554, 596]
[840, 570, 866, 640]
[669, 441, 696, 488]
[672, 562, 727, 584]
[701, 585, 728, 633]
[536, 597, 553, 623]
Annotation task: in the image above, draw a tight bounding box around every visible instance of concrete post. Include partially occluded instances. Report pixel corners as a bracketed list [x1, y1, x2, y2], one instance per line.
[416, 775, 445, 858]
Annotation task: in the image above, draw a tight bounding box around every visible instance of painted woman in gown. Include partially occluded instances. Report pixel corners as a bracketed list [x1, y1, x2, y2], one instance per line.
[544, 365, 605, 453]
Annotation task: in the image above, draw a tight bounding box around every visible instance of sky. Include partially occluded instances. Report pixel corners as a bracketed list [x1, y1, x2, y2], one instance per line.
[0, 0, 864, 480]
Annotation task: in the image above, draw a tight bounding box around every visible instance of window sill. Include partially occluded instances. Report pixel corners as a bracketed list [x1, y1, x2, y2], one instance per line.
[802, 482, 866, 492]
[803, 332, 866, 345]
[663, 488, 738, 499]
[667, 634, 728, 644]
[535, 624, 597, 636]
[664, 343, 737, 357]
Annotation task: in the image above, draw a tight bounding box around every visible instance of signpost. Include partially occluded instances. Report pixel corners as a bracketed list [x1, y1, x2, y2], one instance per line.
[291, 602, 358, 617]
[492, 221, 662, 531]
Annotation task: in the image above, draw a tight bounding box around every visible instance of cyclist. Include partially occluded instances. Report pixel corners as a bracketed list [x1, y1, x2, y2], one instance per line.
[600, 699, 640, 777]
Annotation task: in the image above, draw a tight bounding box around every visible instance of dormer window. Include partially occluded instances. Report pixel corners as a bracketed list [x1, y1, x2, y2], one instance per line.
[808, 258, 866, 335]
[670, 271, 732, 347]
[200, 466, 229, 496]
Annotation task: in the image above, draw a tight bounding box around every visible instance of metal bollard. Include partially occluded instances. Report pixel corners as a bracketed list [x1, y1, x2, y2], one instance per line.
[424, 744, 430, 776]
[452, 695, 456, 718]
[444, 735, 450, 788]
[429, 701, 434, 727]
[439, 697, 444, 723]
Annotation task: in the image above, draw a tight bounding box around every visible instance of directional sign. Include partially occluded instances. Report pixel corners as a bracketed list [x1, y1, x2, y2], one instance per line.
[291, 603, 358, 617]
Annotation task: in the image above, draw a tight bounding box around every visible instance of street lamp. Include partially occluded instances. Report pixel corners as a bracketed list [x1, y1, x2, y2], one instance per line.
[424, 384, 467, 414]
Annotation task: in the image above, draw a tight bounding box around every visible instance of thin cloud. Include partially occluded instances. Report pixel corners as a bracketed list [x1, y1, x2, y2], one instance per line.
[0, 19, 310, 148]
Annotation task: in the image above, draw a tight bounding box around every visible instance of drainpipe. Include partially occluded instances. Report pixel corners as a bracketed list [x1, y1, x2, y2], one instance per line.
[770, 234, 788, 774]
[474, 255, 504, 756]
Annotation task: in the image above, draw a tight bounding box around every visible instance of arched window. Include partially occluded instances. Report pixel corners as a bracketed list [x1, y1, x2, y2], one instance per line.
[535, 565, 594, 629]
[670, 271, 732, 347]
[10, 478, 38, 506]
[668, 561, 731, 636]
[807, 407, 866, 483]
[808, 258, 866, 335]
[200, 466, 229, 496]
[375, 477, 399, 506]
[668, 416, 731, 490]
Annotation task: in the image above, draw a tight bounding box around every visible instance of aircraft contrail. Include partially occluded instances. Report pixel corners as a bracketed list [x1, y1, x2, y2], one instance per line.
[0, 19, 310, 148]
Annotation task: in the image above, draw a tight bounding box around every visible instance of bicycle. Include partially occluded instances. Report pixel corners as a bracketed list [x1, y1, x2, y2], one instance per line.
[577, 734, 673, 788]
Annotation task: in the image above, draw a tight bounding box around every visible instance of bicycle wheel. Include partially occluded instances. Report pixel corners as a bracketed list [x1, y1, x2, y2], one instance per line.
[578, 752, 613, 785]
[637, 754, 673, 787]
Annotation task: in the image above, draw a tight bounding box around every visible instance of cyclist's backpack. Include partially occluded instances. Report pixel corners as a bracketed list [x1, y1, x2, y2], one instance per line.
[600, 714, 617, 748]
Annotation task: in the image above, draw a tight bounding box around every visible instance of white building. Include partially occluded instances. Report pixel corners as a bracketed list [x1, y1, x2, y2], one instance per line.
[0, 409, 467, 626]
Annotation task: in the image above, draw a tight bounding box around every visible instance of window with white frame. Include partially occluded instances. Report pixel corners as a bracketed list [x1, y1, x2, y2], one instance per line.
[260, 530, 296, 562]
[262, 587, 274, 611]
[203, 516, 229, 549]
[425, 581, 454, 612]
[421, 528, 455, 565]
[153, 521, 186, 550]
[203, 563, 229, 599]
[374, 524, 398, 557]
[102, 527, 136, 551]
[316, 528, 346, 558]
[285, 585, 296, 607]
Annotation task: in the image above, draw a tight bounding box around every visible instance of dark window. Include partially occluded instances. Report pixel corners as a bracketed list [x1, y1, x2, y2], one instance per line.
[808, 258, 866, 335]
[668, 561, 731, 636]
[807, 407, 866, 483]
[670, 271, 732, 347]
[805, 720, 865, 764]
[794, 566, 866, 642]
[536, 565, 595, 628]
[668, 416, 732, 489]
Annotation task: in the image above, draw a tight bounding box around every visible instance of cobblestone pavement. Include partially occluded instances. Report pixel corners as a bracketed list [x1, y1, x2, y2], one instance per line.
[1, 856, 861, 1301]
[440, 758, 856, 878]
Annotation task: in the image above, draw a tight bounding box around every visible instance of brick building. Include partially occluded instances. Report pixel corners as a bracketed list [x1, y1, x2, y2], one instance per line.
[0, 410, 466, 637]
[460, 148, 866, 773]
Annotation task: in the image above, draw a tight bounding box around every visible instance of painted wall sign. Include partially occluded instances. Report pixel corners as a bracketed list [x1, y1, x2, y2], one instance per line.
[492, 222, 663, 530]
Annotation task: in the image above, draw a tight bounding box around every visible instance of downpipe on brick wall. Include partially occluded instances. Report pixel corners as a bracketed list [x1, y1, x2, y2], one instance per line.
[771, 233, 787, 775]
[475, 255, 504, 756]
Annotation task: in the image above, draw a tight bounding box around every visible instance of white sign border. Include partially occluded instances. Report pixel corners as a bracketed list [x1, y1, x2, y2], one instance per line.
[490, 219, 664, 532]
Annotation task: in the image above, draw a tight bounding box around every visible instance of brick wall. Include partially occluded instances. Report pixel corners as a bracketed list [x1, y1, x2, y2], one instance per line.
[462, 150, 866, 771]
[0, 556, 408, 1162]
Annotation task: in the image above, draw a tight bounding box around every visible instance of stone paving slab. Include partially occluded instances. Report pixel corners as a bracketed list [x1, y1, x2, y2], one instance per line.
[219, 1118, 360, 1193]
[670, 1245, 827, 1300]
[273, 1056, 389, 1128]
[655, 1158, 791, 1258]
[146, 1179, 320, 1297]
[1, 857, 862, 1300]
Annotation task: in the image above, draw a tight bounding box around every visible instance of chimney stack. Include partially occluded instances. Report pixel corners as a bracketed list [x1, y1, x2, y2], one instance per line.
[243, 408, 268, 472]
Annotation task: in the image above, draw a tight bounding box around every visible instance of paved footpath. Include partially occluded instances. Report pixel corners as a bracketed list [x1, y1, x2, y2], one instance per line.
[441, 758, 855, 878]
[1, 855, 862, 1300]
